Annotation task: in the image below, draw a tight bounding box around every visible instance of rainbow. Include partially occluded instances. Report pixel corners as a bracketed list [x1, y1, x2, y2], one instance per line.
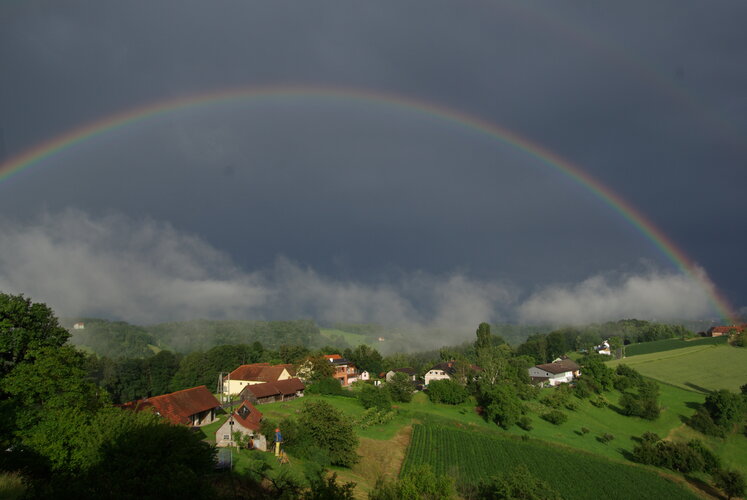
[0, 85, 736, 322]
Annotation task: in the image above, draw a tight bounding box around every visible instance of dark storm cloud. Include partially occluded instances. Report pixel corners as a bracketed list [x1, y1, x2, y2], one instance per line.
[0, 0, 745, 321]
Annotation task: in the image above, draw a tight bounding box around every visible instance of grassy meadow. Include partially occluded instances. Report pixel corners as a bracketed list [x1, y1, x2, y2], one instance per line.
[609, 343, 747, 393]
[320, 328, 373, 348]
[623, 336, 728, 357]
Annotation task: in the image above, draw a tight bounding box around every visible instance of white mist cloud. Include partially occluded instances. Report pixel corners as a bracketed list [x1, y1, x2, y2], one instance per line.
[0, 210, 717, 332]
[518, 270, 713, 325]
[0, 209, 514, 330]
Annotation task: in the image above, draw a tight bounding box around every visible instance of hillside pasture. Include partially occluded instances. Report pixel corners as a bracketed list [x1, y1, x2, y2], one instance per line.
[623, 336, 728, 357]
[320, 328, 372, 348]
[401, 424, 700, 500]
[610, 343, 747, 393]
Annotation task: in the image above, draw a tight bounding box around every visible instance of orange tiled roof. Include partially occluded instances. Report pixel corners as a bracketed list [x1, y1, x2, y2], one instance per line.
[232, 400, 262, 431]
[121, 386, 220, 426]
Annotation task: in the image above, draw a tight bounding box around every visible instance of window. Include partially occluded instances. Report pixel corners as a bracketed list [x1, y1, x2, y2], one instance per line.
[223, 434, 230, 440]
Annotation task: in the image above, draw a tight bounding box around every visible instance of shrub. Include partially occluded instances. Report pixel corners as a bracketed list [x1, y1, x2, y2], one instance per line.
[580, 427, 590, 435]
[517, 416, 533, 431]
[358, 384, 392, 411]
[597, 433, 614, 444]
[307, 377, 350, 397]
[540, 410, 567, 425]
[427, 379, 469, 405]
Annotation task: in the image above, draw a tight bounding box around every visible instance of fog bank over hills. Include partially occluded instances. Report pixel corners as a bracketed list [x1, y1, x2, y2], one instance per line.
[0, 210, 723, 331]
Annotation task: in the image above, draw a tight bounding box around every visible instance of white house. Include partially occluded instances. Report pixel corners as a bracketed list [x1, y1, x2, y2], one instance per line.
[222, 363, 293, 397]
[215, 400, 267, 450]
[595, 340, 611, 356]
[424, 362, 454, 386]
[385, 368, 417, 383]
[528, 359, 581, 387]
[359, 371, 371, 381]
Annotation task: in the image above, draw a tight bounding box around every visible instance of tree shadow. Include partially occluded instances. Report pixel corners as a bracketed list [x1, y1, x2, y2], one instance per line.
[619, 448, 636, 462]
[684, 401, 702, 410]
[684, 475, 725, 500]
[607, 404, 626, 416]
[684, 383, 712, 394]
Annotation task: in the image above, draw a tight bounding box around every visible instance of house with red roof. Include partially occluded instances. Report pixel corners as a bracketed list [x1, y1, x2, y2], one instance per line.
[215, 400, 266, 450]
[120, 385, 220, 427]
[323, 354, 359, 386]
[707, 324, 746, 337]
[239, 377, 305, 405]
[222, 363, 293, 396]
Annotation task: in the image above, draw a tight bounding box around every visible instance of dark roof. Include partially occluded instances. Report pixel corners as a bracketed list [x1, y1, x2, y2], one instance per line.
[535, 359, 580, 375]
[229, 363, 289, 382]
[391, 367, 416, 376]
[232, 401, 262, 431]
[121, 386, 220, 426]
[240, 378, 305, 399]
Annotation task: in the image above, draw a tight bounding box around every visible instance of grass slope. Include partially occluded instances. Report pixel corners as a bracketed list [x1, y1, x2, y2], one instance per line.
[624, 336, 728, 357]
[401, 424, 699, 500]
[609, 344, 747, 393]
[320, 328, 372, 348]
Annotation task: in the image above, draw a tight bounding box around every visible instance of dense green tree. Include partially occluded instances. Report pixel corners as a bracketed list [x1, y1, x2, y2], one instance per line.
[482, 385, 523, 429]
[0, 293, 70, 377]
[298, 355, 335, 382]
[358, 384, 392, 411]
[369, 464, 455, 500]
[299, 400, 359, 467]
[280, 344, 310, 364]
[713, 468, 746, 500]
[703, 389, 745, 428]
[427, 379, 469, 405]
[478, 464, 561, 500]
[344, 344, 384, 375]
[386, 371, 414, 403]
[475, 322, 492, 351]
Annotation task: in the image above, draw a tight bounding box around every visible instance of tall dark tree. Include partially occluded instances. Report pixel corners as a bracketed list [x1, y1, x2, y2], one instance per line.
[475, 322, 492, 351]
[0, 293, 70, 377]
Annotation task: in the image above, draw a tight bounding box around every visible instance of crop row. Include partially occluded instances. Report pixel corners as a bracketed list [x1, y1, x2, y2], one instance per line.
[624, 336, 727, 357]
[401, 424, 699, 500]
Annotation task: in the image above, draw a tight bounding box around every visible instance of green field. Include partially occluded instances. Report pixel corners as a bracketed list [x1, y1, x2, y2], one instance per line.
[319, 328, 373, 348]
[624, 336, 728, 357]
[609, 343, 747, 393]
[401, 424, 699, 500]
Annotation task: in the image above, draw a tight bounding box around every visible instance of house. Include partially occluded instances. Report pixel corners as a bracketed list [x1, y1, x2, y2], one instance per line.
[359, 371, 371, 381]
[595, 340, 611, 356]
[223, 363, 293, 396]
[424, 362, 480, 386]
[120, 385, 220, 427]
[215, 400, 267, 450]
[239, 378, 305, 405]
[707, 324, 746, 337]
[528, 359, 581, 387]
[323, 354, 359, 386]
[385, 367, 417, 383]
[73, 322, 85, 330]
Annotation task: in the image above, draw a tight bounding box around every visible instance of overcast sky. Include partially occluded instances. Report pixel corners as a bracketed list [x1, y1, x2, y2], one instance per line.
[0, 1, 745, 330]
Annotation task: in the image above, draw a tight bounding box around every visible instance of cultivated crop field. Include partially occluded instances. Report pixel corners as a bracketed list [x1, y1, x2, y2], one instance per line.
[610, 344, 747, 392]
[401, 424, 699, 500]
[623, 336, 727, 357]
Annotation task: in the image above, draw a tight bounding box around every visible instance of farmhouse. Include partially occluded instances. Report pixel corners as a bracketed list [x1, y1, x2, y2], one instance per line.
[215, 400, 267, 450]
[223, 363, 293, 396]
[323, 354, 359, 386]
[120, 385, 220, 427]
[385, 367, 417, 382]
[239, 377, 305, 405]
[707, 324, 746, 337]
[528, 359, 581, 387]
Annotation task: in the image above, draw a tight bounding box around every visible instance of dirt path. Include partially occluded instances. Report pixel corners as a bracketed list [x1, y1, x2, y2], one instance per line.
[334, 425, 413, 499]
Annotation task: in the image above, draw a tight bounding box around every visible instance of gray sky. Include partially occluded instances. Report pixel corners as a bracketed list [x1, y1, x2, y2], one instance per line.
[0, 1, 745, 329]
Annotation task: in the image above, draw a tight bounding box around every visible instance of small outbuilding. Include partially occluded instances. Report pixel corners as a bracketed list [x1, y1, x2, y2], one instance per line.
[215, 400, 267, 450]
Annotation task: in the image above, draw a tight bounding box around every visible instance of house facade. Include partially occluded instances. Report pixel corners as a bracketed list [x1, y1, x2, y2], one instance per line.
[707, 324, 746, 337]
[323, 354, 359, 386]
[215, 400, 267, 450]
[424, 362, 455, 386]
[120, 385, 220, 427]
[223, 363, 293, 396]
[528, 359, 581, 387]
